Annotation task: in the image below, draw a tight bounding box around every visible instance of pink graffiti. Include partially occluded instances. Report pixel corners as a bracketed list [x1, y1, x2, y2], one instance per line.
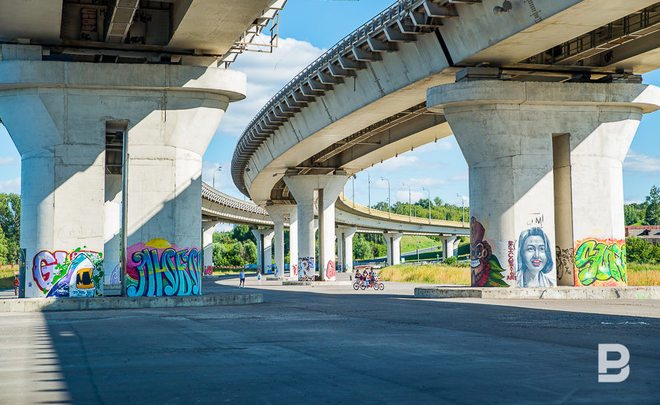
[506, 241, 516, 281]
[291, 264, 298, 276]
[32, 250, 67, 291]
[326, 260, 336, 279]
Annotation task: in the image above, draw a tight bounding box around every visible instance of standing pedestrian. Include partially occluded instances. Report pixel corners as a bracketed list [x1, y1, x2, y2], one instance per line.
[239, 268, 245, 288]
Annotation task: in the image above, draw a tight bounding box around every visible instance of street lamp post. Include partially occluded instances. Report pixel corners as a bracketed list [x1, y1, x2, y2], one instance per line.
[406, 184, 411, 220]
[457, 193, 466, 223]
[381, 177, 391, 217]
[422, 187, 431, 223]
[213, 166, 222, 189]
[367, 172, 371, 214]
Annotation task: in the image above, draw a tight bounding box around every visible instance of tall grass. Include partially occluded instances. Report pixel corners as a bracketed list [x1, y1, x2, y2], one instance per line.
[628, 262, 660, 286]
[379, 264, 469, 285]
[380, 262, 660, 286]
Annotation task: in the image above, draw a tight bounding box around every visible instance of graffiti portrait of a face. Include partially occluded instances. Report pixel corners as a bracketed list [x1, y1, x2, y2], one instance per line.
[470, 217, 492, 286]
[522, 235, 547, 271]
[517, 228, 554, 288]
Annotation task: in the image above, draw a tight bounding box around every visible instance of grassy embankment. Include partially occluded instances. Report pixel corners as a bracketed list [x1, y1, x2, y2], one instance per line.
[0, 265, 18, 290]
[380, 262, 660, 286]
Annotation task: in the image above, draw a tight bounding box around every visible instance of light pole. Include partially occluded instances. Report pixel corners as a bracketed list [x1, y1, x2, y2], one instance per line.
[457, 193, 466, 223]
[422, 187, 431, 222]
[367, 172, 371, 214]
[213, 166, 222, 189]
[381, 177, 390, 216]
[351, 174, 356, 208]
[404, 183, 411, 220]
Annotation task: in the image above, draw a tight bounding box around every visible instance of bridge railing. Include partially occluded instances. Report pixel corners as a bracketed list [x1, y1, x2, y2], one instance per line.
[338, 194, 469, 229]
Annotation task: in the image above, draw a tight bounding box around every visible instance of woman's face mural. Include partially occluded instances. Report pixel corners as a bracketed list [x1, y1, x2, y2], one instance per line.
[521, 235, 547, 272]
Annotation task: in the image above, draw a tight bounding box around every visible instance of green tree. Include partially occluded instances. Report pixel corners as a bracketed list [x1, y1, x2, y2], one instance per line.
[624, 204, 643, 225]
[626, 236, 654, 263]
[353, 233, 372, 260]
[232, 225, 257, 244]
[645, 185, 660, 225]
[242, 240, 257, 264]
[0, 193, 20, 263]
[0, 227, 8, 265]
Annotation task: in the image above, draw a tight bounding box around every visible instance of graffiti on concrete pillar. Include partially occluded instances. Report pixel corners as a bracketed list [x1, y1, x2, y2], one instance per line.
[291, 263, 298, 277]
[32, 247, 104, 297]
[326, 260, 336, 279]
[126, 238, 201, 297]
[470, 217, 507, 287]
[555, 247, 574, 283]
[108, 264, 121, 285]
[573, 239, 626, 287]
[516, 228, 555, 288]
[506, 241, 516, 281]
[298, 257, 314, 281]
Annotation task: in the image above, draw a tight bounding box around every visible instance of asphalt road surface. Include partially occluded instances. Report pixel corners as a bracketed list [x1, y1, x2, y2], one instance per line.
[1, 275, 658, 404]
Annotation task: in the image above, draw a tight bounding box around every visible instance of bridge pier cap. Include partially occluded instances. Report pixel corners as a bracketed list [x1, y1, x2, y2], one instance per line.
[0, 59, 246, 298]
[427, 80, 660, 288]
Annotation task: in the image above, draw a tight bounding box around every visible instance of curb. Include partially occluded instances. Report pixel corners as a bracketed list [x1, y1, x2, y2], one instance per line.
[413, 286, 660, 300]
[282, 280, 353, 286]
[0, 292, 263, 312]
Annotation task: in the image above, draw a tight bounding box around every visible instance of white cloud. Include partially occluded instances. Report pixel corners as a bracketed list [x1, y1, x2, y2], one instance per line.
[214, 223, 234, 233]
[0, 157, 16, 165]
[624, 150, 660, 172]
[415, 139, 453, 152]
[403, 177, 447, 188]
[217, 37, 326, 136]
[0, 177, 20, 193]
[395, 190, 425, 202]
[449, 171, 468, 182]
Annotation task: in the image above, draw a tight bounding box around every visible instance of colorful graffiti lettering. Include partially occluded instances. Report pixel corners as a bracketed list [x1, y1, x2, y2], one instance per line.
[298, 257, 314, 281]
[326, 260, 336, 280]
[506, 241, 516, 281]
[516, 228, 555, 288]
[204, 266, 213, 276]
[574, 239, 626, 287]
[32, 248, 104, 297]
[108, 264, 121, 285]
[470, 217, 507, 287]
[126, 238, 201, 297]
[291, 263, 298, 277]
[555, 247, 574, 283]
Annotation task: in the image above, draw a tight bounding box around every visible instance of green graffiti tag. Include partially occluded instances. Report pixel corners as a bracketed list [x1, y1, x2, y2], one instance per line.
[573, 239, 626, 287]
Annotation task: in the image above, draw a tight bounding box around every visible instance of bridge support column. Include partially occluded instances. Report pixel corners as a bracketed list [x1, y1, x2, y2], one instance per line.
[442, 236, 458, 260]
[265, 204, 296, 279]
[202, 221, 219, 272]
[284, 174, 348, 281]
[252, 229, 274, 275]
[428, 80, 660, 288]
[0, 57, 244, 297]
[337, 226, 357, 272]
[384, 232, 403, 267]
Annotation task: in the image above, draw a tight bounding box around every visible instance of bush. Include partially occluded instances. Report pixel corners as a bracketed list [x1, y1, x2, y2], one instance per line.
[627, 236, 660, 264]
[443, 256, 457, 265]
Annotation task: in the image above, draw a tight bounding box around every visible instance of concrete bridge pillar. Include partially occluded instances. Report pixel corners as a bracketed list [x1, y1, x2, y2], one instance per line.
[442, 236, 458, 260]
[265, 204, 296, 279]
[337, 226, 357, 272]
[428, 80, 660, 288]
[384, 232, 403, 267]
[284, 174, 348, 281]
[252, 229, 274, 275]
[202, 221, 219, 272]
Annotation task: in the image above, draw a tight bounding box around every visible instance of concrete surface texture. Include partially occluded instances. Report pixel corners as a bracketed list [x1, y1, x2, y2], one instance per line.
[265, 204, 297, 279]
[0, 277, 658, 404]
[384, 232, 403, 266]
[427, 81, 660, 289]
[0, 56, 246, 298]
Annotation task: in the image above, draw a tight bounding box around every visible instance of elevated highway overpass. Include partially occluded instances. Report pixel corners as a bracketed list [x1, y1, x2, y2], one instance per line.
[201, 182, 468, 274]
[232, 0, 660, 285]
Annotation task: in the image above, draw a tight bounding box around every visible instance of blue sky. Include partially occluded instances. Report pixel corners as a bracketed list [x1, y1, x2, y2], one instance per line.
[1, 0, 659, 207]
